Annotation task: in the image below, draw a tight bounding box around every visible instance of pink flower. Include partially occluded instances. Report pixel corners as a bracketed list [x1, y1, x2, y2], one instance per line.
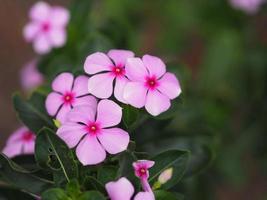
[84, 49, 134, 103]
[2, 127, 35, 158]
[229, 0, 265, 14]
[45, 73, 97, 123]
[105, 177, 155, 200]
[20, 60, 44, 91]
[123, 55, 181, 116]
[57, 100, 130, 165]
[133, 160, 155, 180]
[23, 1, 69, 54]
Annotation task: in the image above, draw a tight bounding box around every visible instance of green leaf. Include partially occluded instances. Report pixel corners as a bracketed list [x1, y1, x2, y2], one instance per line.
[154, 190, 184, 200]
[35, 128, 78, 184]
[149, 150, 190, 189]
[83, 176, 105, 194]
[41, 188, 71, 200]
[122, 104, 139, 128]
[78, 191, 106, 200]
[13, 92, 55, 133]
[0, 154, 53, 195]
[66, 179, 81, 198]
[97, 166, 117, 185]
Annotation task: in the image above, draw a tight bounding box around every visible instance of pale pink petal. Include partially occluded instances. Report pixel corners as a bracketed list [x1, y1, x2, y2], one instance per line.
[67, 105, 96, 124]
[56, 104, 72, 123]
[98, 128, 129, 154]
[88, 73, 114, 99]
[123, 82, 147, 108]
[142, 55, 166, 78]
[105, 177, 134, 200]
[72, 96, 97, 111]
[96, 100, 122, 128]
[33, 33, 51, 54]
[134, 192, 155, 200]
[72, 75, 89, 97]
[50, 7, 70, 26]
[114, 77, 129, 103]
[145, 90, 171, 116]
[125, 57, 148, 81]
[48, 28, 66, 47]
[52, 72, 74, 93]
[57, 123, 87, 148]
[23, 141, 35, 154]
[23, 22, 40, 42]
[133, 160, 155, 170]
[84, 52, 113, 75]
[45, 92, 63, 116]
[2, 142, 23, 158]
[158, 72, 181, 99]
[107, 49, 134, 66]
[30, 1, 50, 22]
[5, 127, 28, 145]
[76, 135, 106, 165]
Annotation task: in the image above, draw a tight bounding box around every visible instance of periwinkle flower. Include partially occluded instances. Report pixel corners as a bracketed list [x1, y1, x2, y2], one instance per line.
[229, 0, 265, 14]
[23, 1, 69, 54]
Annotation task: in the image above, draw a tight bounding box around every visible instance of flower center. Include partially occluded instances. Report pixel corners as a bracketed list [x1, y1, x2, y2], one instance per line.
[145, 76, 159, 90]
[63, 92, 75, 105]
[86, 122, 100, 135]
[112, 65, 125, 77]
[22, 131, 34, 142]
[42, 22, 50, 32]
[139, 168, 147, 177]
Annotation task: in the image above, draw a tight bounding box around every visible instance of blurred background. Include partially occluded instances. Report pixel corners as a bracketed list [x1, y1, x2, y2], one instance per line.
[0, 0, 266, 199]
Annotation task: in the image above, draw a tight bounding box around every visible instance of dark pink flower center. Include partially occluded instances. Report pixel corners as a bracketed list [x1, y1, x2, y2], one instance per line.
[63, 92, 75, 105]
[138, 167, 147, 177]
[145, 76, 159, 90]
[111, 65, 125, 77]
[41, 22, 51, 32]
[86, 122, 100, 135]
[22, 131, 34, 142]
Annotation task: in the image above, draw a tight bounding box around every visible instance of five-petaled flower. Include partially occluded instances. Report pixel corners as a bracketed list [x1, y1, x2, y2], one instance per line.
[124, 55, 181, 116]
[45, 72, 97, 123]
[23, 1, 69, 54]
[84, 49, 134, 103]
[2, 127, 36, 158]
[57, 100, 130, 165]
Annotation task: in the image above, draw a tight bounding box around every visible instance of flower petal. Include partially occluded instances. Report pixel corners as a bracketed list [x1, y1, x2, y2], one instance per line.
[96, 100, 122, 128]
[145, 90, 171, 116]
[107, 49, 134, 66]
[23, 141, 35, 154]
[84, 52, 113, 75]
[30, 1, 50, 22]
[45, 92, 63, 116]
[134, 192, 155, 200]
[123, 82, 147, 108]
[98, 128, 129, 154]
[67, 105, 96, 124]
[2, 142, 23, 158]
[5, 127, 28, 145]
[52, 72, 74, 93]
[73, 96, 97, 111]
[72, 75, 89, 97]
[125, 57, 148, 81]
[88, 73, 114, 99]
[57, 123, 86, 148]
[33, 33, 51, 54]
[114, 77, 129, 103]
[106, 177, 134, 200]
[48, 28, 66, 47]
[23, 22, 40, 42]
[56, 104, 72, 123]
[76, 135, 106, 165]
[158, 72, 181, 99]
[50, 7, 70, 26]
[142, 55, 166, 78]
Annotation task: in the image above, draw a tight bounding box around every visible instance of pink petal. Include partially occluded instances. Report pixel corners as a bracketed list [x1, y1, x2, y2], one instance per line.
[23, 141, 35, 154]
[30, 1, 50, 22]
[45, 92, 63, 116]
[88, 73, 114, 99]
[76, 135, 106, 165]
[134, 192, 155, 200]
[48, 28, 66, 47]
[123, 82, 147, 108]
[52, 72, 74, 93]
[142, 55, 166, 78]
[50, 7, 70, 26]
[96, 100, 122, 128]
[98, 128, 129, 154]
[114, 77, 129, 103]
[23, 22, 40, 42]
[84, 52, 113, 75]
[2, 142, 23, 158]
[72, 75, 89, 97]
[56, 104, 72, 123]
[57, 123, 87, 148]
[158, 72, 181, 99]
[145, 90, 171, 116]
[67, 105, 96, 124]
[133, 160, 155, 170]
[125, 57, 149, 81]
[72, 96, 97, 110]
[107, 49, 134, 66]
[5, 127, 28, 145]
[106, 177, 134, 200]
[33, 33, 51, 54]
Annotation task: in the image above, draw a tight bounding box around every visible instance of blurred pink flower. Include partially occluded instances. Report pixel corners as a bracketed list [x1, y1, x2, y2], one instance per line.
[106, 177, 155, 200]
[45, 73, 97, 123]
[229, 0, 265, 14]
[124, 55, 181, 116]
[84, 49, 134, 103]
[133, 160, 155, 179]
[23, 1, 69, 54]
[20, 60, 44, 90]
[2, 127, 35, 158]
[57, 100, 130, 165]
